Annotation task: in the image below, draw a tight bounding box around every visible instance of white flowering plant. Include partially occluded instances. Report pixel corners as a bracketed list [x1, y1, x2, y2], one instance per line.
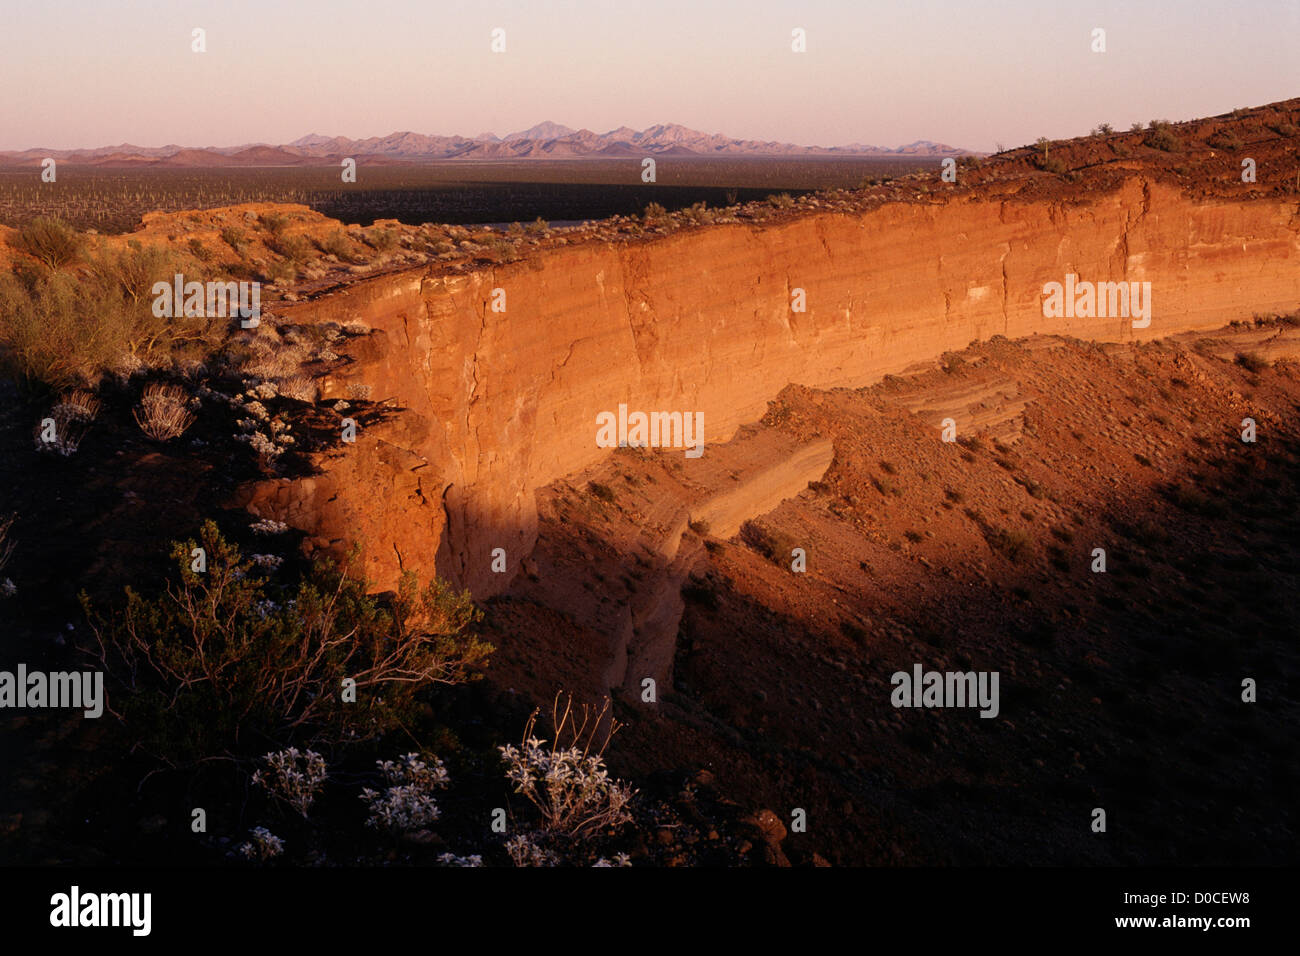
[360, 752, 450, 833]
[498, 694, 635, 841]
[251, 747, 328, 818]
[249, 517, 289, 535]
[504, 832, 560, 867]
[236, 826, 285, 862]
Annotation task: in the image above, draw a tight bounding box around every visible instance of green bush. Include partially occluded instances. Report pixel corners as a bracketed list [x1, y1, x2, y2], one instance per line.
[13, 217, 83, 270]
[1206, 130, 1244, 151]
[260, 213, 290, 236]
[364, 227, 399, 252]
[188, 238, 214, 262]
[1144, 122, 1183, 152]
[87, 241, 186, 307]
[485, 237, 519, 262]
[82, 521, 493, 765]
[0, 268, 131, 388]
[985, 526, 1031, 563]
[0, 234, 228, 388]
[265, 258, 297, 283]
[740, 520, 798, 565]
[267, 231, 312, 263]
[316, 230, 356, 261]
[681, 202, 715, 225]
[220, 226, 247, 252]
[1235, 351, 1269, 372]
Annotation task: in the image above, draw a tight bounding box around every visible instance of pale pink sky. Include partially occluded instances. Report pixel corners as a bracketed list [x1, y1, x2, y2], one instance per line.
[1, 0, 1295, 152]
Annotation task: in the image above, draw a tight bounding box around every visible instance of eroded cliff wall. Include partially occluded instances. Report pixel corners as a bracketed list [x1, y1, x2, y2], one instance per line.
[240, 179, 1300, 595]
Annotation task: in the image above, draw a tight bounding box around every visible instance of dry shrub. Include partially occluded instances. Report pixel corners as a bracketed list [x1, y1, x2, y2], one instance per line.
[232, 325, 310, 380]
[54, 389, 101, 422]
[34, 403, 95, 456]
[277, 375, 318, 402]
[133, 383, 195, 441]
[245, 348, 308, 380]
[35, 390, 103, 455]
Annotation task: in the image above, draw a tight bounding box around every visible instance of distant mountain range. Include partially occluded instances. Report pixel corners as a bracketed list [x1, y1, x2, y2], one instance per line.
[0, 121, 975, 166]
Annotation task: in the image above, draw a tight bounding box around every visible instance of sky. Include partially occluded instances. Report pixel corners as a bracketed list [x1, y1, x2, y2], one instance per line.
[1, 0, 1295, 152]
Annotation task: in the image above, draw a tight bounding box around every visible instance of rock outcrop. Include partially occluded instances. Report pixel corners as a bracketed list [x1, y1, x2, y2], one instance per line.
[237, 178, 1300, 594]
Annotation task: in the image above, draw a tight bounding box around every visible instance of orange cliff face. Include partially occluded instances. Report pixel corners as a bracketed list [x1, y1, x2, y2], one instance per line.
[233, 177, 1300, 596]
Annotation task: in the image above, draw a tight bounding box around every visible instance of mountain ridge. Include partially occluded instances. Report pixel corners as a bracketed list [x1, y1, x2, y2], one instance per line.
[0, 122, 976, 166]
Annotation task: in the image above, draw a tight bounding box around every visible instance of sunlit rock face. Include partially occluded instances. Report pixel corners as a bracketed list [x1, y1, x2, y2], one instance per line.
[236, 178, 1300, 595]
